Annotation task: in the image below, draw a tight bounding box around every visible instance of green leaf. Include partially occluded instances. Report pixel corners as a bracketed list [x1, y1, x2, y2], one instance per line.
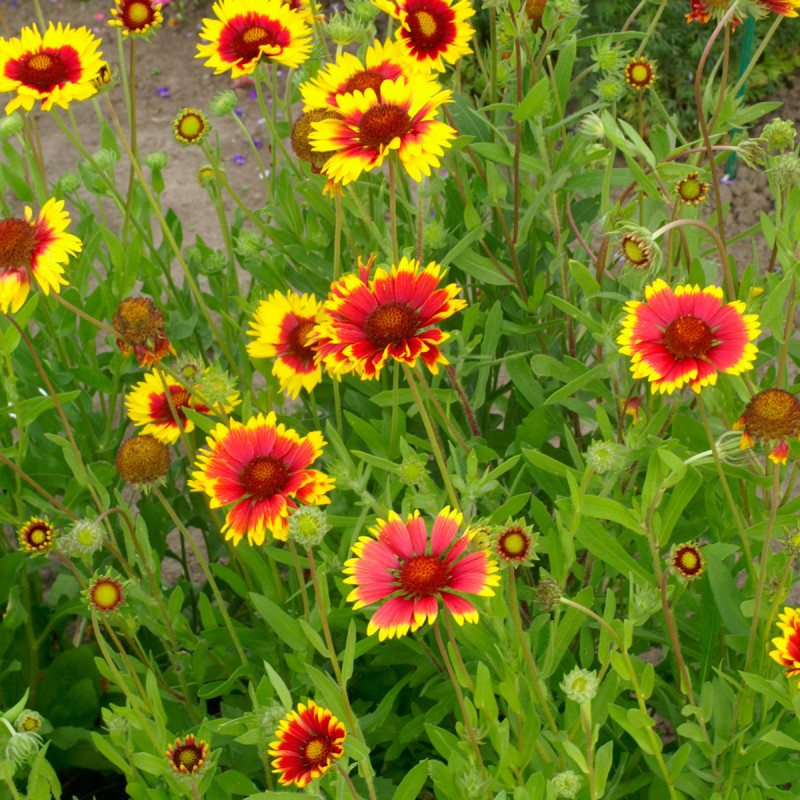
[249, 592, 306, 650]
[580, 496, 645, 535]
[575, 518, 652, 585]
[761, 730, 800, 749]
[392, 760, 430, 800]
[513, 77, 552, 121]
[263, 661, 293, 710]
[341, 619, 357, 686]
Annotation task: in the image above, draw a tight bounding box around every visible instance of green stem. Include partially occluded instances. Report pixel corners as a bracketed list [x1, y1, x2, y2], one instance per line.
[306, 548, 378, 800]
[153, 487, 249, 669]
[288, 540, 311, 625]
[401, 363, 459, 509]
[507, 566, 558, 735]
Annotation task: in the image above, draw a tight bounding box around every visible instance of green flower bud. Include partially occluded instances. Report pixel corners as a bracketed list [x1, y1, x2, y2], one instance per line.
[0, 112, 24, 138]
[592, 43, 627, 74]
[209, 90, 238, 117]
[287, 506, 330, 548]
[586, 439, 628, 474]
[534, 576, 563, 611]
[560, 667, 599, 704]
[174, 352, 205, 388]
[144, 151, 168, 170]
[551, 770, 582, 799]
[5, 730, 43, 769]
[324, 11, 369, 46]
[396, 453, 429, 487]
[198, 251, 227, 275]
[767, 154, 800, 191]
[235, 230, 265, 260]
[58, 171, 82, 194]
[761, 118, 796, 154]
[14, 710, 43, 734]
[92, 148, 119, 170]
[61, 518, 104, 558]
[195, 363, 238, 409]
[594, 75, 625, 103]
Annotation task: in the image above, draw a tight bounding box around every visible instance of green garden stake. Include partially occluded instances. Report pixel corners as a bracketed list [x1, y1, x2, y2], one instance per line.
[725, 13, 757, 180]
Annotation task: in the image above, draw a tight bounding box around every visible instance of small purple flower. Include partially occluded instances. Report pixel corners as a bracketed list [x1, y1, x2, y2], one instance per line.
[720, 173, 736, 186]
[232, 154, 246, 165]
[156, 87, 170, 98]
[248, 89, 258, 100]
[234, 107, 244, 118]
[253, 139, 264, 150]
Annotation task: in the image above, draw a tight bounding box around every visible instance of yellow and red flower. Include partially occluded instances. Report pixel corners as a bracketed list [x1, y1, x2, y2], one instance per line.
[373, 0, 475, 72]
[246, 290, 326, 399]
[0, 199, 81, 314]
[87, 574, 126, 613]
[125, 370, 238, 445]
[196, 0, 312, 77]
[734, 389, 800, 465]
[269, 701, 345, 788]
[309, 75, 455, 185]
[675, 172, 709, 206]
[343, 507, 500, 640]
[300, 38, 417, 112]
[624, 57, 656, 91]
[770, 607, 800, 686]
[0, 23, 103, 114]
[109, 0, 164, 37]
[617, 280, 760, 395]
[17, 517, 55, 554]
[167, 735, 210, 775]
[189, 412, 334, 546]
[686, 0, 798, 25]
[313, 255, 467, 381]
[113, 296, 174, 367]
[670, 542, 705, 580]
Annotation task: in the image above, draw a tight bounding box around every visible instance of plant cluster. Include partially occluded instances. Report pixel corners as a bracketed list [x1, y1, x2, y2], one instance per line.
[2, 0, 800, 799]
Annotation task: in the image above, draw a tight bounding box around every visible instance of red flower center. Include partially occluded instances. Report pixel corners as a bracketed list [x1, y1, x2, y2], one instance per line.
[234, 24, 278, 60]
[363, 302, 420, 348]
[0, 218, 36, 271]
[672, 544, 703, 578]
[407, 8, 443, 46]
[342, 70, 386, 97]
[662, 315, 713, 359]
[241, 455, 289, 499]
[288, 319, 317, 363]
[358, 105, 412, 149]
[90, 578, 124, 611]
[177, 746, 200, 769]
[498, 527, 530, 561]
[742, 389, 800, 440]
[399, 554, 448, 597]
[122, 1, 155, 29]
[303, 736, 332, 767]
[18, 50, 70, 91]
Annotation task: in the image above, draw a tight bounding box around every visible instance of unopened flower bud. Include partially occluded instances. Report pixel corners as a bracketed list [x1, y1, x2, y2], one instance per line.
[14, 710, 43, 734]
[58, 171, 81, 194]
[578, 112, 605, 140]
[551, 770, 582, 799]
[586, 440, 628, 474]
[534, 577, 563, 610]
[561, 667, 599, 704]
[234, 230, 265, 260]
[767, 154, 800, 191]
[761, 118, 796, 154]
[209, 89, 238, 117]
[144, 151, 168, 170]
[594, 75, 625, 103]
[287, 506, 330, 547]
[396, 453, 428, 486]
[0, 112, 24, 138]
[92, 148, 118, 170]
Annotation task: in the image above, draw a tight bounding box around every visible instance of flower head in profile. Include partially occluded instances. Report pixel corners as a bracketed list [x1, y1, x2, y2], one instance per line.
[300, 38, 418, 112]
[167, 734, 210, 775]
[17, 517, 55, 554]
[309, 75, 456, 185]
[109, 0, 164, 38]
[734, 388, 800, 465]
[113, 296, 174, 367]
[617, 280, 760, 394]
[291, 109, 342, 173]
[619, 232, 654, 270]
[313, 255, 467, 380]
[0, 199, 81, 314]
[373, 0, 475, 72]
[246, 290, 327, 398]
[268, 700, 345, 787]
[624, 56, 656, 91]
[343, 507, 500, 640]
[189, 412, 334, 545]
[770, 607, 800, 686]
[196, 0, 312, 77]
[0, 23, 104, 113]
[125, 370, 238, 445]
[669, 541, 705, 580]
